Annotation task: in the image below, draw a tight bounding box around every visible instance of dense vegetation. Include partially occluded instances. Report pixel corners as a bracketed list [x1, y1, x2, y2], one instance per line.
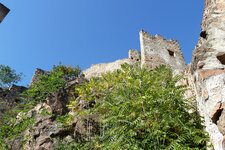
[24, 64, 81, 102]
[0, 64, 81, 149]
[0, 63, 209, 149]
[67, 64, 209, 149]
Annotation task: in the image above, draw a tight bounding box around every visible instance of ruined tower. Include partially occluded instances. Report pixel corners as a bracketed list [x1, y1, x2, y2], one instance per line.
[140, 30, 186, 73]
[190, 0, 225, 149]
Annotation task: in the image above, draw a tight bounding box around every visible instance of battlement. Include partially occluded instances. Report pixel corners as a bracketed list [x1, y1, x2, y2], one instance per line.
[128, 49, 140, 62]
[140, 30, 180, 46]
[140, 30, 186, 72]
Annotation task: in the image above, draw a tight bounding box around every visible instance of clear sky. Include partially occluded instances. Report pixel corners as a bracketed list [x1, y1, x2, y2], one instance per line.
[0, 0, 204, 86]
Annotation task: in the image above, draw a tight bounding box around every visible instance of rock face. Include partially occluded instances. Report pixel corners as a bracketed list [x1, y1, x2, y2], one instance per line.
[0, 85, 27, 121]
[190, 0, 225, 149]
[30, 68, 49, 85]
[9, 77, 91, 150]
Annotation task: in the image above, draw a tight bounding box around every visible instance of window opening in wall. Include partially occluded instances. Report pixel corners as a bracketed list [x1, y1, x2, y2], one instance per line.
[212, 108, 223, 124]
[168, 50, 175, 57]
[200, 31, 207, 39]
[198, 63, 204, 69]
[217, 54, 225, 65]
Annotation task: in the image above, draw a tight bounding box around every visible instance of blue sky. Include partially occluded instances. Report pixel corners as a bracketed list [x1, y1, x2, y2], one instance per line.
[0, 0, 204, 86]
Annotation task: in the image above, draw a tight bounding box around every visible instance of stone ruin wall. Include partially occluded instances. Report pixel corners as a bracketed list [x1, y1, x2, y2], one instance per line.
[190, 0, 225, 149]
[83, 52, 139, 79]
[26, 1, 225, 149]
[84, 31, 186, 79]
[140, 30, 186, 73]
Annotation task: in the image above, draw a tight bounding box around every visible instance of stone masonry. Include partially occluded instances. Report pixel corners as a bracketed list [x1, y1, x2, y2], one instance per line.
[29, 1, 225, 149]
[84, 31, 186, 79]
[83, 58, 134, 79]
[190, 0, 225, 149]
[140, 30, 186, 73]
[83, 49, 140, 79]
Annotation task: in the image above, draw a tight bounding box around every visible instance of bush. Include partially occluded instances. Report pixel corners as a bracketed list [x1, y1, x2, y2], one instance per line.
[24, 64, 81, 102]
[68, 64, 209, 149]
[0, 100, 36, 149]
[0, 64, 81, 149]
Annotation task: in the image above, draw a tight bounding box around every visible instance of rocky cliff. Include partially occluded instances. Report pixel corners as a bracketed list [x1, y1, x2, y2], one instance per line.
[0, 85, 27, 121]
[190, 0, 225, 149]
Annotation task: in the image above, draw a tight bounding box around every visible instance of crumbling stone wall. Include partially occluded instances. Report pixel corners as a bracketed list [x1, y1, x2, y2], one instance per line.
[140, 30, 186, 73]
[83, 59, 135, 79]
[128, 49, 140, 62]
[190, 0, 225, 149]
[84, 32, 186, 79]
[83, 49, 140, 79]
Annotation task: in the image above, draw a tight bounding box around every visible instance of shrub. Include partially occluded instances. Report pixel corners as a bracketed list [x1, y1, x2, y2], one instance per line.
[0, 102, 35, 149]
[68, 64, 209, 149]
[0, 64, 81, 149]
[24, 64, 81, 102]
[56, 113, 74, 127]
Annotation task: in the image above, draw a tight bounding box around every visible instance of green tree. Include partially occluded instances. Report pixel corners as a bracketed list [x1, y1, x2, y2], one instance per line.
[68, 64, 209, 150]
[0, 64, 22, 87]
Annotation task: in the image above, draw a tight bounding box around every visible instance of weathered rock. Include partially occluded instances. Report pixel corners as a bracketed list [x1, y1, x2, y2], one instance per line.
[46, 88, 69, 115]
[30, 68, 49, 86]
[217, 109, 225, 135]
[21, 103, 99, 150]
[12, 76, 99, 150]
[190, 0, 225, 149]
[9, 84, 27, 93]
[0, 85, 27, 121]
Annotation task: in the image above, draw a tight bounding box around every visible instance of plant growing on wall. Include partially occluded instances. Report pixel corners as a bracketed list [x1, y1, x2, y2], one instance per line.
[68, 63, 209, 149]
[24, 64, 81, 102]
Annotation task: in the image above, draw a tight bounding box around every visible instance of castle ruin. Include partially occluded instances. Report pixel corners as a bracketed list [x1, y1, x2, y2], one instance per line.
[84, 1, 225, 149]
[29, 1, 225, 149]
[84, 30, 186, 79]
[140, 30, 186, 72]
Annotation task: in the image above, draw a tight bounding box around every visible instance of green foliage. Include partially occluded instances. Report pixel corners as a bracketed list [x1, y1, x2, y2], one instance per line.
[56, 140, 100, 150]
[0, 64, 81, 149]
[39, 108, 52, 116]
[68, 64, 209, 149]
[0, 64, 22, 87]
[0, 99, 37, 149]
[24, 64, 81, 102]
[56, 113, 74, 127]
